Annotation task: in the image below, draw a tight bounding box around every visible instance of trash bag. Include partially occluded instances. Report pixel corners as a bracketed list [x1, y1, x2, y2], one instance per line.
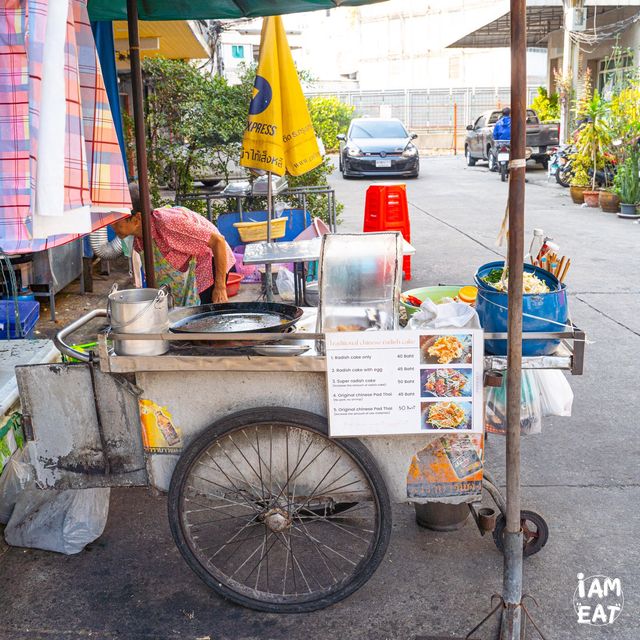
[0, 448, 33, 525]
[408, 298, 481, 330]
[4, 486, 110, 555]
[535, 370, 574, 417]
[276, 267, 296, 302]
[485, 370, 542, 435]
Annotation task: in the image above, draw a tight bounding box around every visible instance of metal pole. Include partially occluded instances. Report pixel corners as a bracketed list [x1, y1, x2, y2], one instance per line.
[453, 102, 458, 155]
[501, 0, 526, 638]
[265, 172, 273, 301]
[126, 0, 155, 288]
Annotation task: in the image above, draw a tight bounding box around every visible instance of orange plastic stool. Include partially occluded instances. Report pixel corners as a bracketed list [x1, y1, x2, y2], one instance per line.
[363, 183, 411, 279]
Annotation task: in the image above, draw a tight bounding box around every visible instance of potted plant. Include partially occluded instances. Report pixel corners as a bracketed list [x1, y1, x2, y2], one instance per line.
[576, 90, 611, 207]
[569, 155, 591, 204]
[613, 152, 640, 218]
[599, 188, 620, 213]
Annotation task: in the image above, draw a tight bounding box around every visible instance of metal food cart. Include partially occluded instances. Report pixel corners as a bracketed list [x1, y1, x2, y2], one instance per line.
[13, 301, 584, 614]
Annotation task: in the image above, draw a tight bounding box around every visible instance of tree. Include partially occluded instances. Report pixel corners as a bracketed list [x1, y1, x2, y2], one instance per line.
[307, 96, 355, 152]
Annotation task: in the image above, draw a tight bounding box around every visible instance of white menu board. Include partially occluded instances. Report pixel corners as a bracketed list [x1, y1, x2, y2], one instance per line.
[326, 329, 484, 437]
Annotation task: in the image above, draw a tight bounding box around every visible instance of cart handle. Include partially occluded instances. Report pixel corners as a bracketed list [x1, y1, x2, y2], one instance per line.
[54, 309, 108, 363]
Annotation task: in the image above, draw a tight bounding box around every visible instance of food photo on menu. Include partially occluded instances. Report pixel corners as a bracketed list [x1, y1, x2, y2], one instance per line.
[420, 367, 472, 398]
[420, 334, 473, 365]
[421, 401, 473, 431]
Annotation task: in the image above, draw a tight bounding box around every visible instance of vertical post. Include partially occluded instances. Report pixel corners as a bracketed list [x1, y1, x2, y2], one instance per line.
[501, 0, 526, 638]
[560, 1, 573, 144]
[265, 172, 273, 302]
[127, 0, 155, 288]
[453, 102, 458, 155]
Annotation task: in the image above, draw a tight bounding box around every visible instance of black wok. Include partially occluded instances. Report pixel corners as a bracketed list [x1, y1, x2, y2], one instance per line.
[169, 302, 303, 336]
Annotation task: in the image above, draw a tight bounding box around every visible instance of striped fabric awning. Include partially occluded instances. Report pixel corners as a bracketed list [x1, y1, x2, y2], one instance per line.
[0, 0, 131, 254]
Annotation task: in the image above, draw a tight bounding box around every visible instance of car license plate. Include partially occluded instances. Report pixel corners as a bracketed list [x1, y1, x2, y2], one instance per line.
[498, 153, 509, 162]
[376, 159, 392, 168]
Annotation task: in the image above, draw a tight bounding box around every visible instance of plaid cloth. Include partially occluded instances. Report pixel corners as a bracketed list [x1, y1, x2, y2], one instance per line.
[0, 0, 130, 254]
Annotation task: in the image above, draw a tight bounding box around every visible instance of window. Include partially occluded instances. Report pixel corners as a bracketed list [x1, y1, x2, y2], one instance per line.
[474, 116, 487, 129]
[598, 54, 635, 97]
[231, 45, 244, 59]
[349, 120, 408, 139]
[487, 112, 500, 125]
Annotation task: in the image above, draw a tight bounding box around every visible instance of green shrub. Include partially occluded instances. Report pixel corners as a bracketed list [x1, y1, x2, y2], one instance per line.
[307, 96, 355, 152]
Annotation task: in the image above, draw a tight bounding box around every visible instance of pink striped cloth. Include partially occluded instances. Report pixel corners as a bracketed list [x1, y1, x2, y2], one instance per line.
[0, 0, 130, 254]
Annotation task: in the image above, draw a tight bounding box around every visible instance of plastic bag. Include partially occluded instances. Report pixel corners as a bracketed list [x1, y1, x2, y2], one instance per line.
[0, 448, 33, 524]
[276, 267, 296, 302]
[408, 299, 481, 330]
[4, 486, 110, 555]
[535, 370, 573, 417]
[485, 370, 542, 435]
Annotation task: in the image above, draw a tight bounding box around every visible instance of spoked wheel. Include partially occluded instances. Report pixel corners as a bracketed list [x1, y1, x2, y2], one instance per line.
[168, 408, 391, 613]
[492, 510, 549, 557]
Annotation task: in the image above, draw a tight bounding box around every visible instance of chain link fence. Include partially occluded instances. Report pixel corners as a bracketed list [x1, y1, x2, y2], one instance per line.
[307, 86, 540, 151]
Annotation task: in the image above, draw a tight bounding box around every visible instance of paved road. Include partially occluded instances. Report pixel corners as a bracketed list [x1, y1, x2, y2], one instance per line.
[1, 156, 637, 640]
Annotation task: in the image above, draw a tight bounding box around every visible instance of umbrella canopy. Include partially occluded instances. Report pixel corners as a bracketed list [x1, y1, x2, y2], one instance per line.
[240, 17, 322, 177]
[88, 0, 388, 21]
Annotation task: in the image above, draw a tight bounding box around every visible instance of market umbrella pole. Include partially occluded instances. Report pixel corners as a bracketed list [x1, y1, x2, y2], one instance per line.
[501, 0, 526, 637]
[265, 172, 273, 301]
[126, 0, 156, 288]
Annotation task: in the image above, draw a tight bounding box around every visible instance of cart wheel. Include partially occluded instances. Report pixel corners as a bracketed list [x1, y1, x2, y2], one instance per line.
[492, 510, 549, 557]
[168, 408, 391, 613]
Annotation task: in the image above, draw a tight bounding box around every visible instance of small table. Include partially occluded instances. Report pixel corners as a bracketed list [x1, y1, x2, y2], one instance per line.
[243, 236, 416, 305]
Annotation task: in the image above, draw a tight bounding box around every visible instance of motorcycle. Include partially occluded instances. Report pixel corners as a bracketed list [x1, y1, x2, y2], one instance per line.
[550, 144, 574, 188]
[496, 141, 510, 182]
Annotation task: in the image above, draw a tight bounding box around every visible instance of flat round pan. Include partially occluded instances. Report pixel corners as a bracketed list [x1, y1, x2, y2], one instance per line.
[169, 302, 303, 335]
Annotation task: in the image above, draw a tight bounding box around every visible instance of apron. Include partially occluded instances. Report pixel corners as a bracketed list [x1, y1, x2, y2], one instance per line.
[141, 243, 200, 307]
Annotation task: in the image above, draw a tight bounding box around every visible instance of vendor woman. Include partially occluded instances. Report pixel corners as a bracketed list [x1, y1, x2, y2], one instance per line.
[113, 183, 236, 305]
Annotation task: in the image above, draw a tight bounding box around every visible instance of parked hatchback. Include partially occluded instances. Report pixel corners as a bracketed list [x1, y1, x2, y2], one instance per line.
[337, 118, 419, 178]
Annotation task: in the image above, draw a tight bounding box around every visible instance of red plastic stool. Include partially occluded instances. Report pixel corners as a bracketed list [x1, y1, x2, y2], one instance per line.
[364, 183, 411, 279]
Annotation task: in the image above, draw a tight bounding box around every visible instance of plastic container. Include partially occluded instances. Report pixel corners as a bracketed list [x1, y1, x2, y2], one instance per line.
[225, 273, 243, 298]
[474, 261, 569, 356]
[233, 246, 260, 283]
[400, 285, 463, 318]
[0, 300, 39, 339]
[233, 217, 288, 243]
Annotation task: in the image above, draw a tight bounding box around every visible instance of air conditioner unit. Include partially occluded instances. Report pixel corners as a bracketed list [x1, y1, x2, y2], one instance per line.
[567, 7, 587, 32]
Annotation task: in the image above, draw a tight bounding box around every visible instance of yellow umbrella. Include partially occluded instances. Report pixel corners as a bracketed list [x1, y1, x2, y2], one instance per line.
[241, 16, 321, 177]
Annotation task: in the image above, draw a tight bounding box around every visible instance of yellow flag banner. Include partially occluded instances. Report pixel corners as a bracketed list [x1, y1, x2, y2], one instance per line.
[240, 16, 322, 177]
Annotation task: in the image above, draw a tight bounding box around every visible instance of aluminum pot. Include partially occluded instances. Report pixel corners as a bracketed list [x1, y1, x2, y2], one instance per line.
[108, 286, 169, 356]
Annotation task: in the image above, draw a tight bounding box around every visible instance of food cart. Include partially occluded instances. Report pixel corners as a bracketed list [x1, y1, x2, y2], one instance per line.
[15, 232, 585, 616]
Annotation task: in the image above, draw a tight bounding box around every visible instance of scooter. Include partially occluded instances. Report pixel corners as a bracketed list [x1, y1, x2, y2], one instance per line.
[496, 141, 510, 182]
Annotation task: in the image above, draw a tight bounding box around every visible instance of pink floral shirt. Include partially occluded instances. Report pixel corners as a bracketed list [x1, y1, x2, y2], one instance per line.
[134, 206, 235, 293]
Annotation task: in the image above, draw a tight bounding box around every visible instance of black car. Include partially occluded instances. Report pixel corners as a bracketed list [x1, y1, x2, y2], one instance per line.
[337, 118, 419, 178]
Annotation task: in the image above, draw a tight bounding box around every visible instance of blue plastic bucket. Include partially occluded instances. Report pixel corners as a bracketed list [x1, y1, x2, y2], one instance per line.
[474, 261, 569, 356]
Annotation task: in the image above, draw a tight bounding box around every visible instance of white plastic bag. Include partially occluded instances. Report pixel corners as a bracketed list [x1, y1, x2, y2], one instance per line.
[276, 267, 296, 302]
[4, 487, 110, 555]
[0, 448, 33, 524]
[408, 299, 481, 330]
[535, 370, 574, 417]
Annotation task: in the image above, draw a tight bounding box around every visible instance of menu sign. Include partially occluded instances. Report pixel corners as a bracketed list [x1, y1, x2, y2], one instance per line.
[326, 330, 483, 437]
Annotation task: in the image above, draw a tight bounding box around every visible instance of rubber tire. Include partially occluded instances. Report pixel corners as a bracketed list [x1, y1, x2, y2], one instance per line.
[168, 407, 392, 613]
[465, 146, 477, 167]
[492, 510, 549, 557]
[556, 166, 571, 187]
[500, 165, 508, 182]
[539, 159, 549, 170]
